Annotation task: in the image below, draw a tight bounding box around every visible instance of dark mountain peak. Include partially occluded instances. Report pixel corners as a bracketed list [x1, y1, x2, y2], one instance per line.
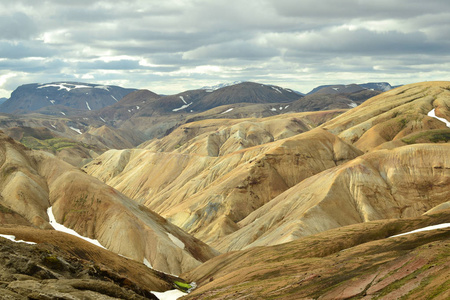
[0, 81, 137, 114]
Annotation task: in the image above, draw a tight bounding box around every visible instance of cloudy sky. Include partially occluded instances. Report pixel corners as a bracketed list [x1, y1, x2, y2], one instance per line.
[1, 0, 449, 97]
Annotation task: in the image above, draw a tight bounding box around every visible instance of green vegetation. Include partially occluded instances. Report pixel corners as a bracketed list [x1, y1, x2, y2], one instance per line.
[174, 281, 192, 292]
[21, 136, 80, 152]
[402, 129, 450, 144]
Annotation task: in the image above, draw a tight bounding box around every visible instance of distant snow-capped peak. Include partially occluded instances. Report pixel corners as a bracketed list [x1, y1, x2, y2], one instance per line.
[201, 81, 243, 92]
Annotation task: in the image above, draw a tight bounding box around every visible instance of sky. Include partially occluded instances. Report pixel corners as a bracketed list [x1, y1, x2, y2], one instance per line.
[1, 0, 450, 97]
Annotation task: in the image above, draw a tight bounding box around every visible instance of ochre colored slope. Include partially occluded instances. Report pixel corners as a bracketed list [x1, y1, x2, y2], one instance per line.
[214, 143, 450, 251]
[182, 211, 450, 300]
[0, 132, 216, 275]
[322, 81, 450, 152]
[84, 128, 362, 245]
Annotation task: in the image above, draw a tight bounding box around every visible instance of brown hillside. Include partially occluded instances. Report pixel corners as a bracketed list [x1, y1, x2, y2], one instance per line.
[0, 132, 217, 275]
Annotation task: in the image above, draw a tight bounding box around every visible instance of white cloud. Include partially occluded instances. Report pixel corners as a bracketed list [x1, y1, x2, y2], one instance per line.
[0, 0, 449, 96]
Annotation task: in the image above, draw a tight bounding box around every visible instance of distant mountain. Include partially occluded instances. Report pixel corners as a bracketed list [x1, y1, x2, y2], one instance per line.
[0, 97, 7, 105]
[291, 85, 381, 111]
[0, 82, 136, 114]
[308, 82, 394, 95]
[359, 82, 393, 92]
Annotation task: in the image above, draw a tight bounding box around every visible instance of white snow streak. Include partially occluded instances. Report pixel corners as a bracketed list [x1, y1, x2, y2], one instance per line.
[270, 108, 277, 112]
[0, 234, 36, 245]
[151, 290, 187, 300]
[220, 108, 234, 114]
[332, 87, 340, 91]
[390, 223, 450, 238]
[37, 83, 91, 91]
[49, 100, 55, 105]
[111, 95, 118, 102]
[271, 87, 282, 94]
[47, 207, 106, 249]
[348, 102, 358, 108]
[179, 96, 187, 104]
[428, 108, 450, 127]
[167, 233, 185, 249]
[144, 258, 153, 269]
[86, 101, 91, 110]
[95, 85, 109, 91]
[285, 105, 290, 109]
[60, 112, 66, 116]
[136, 106, 140, 110]
[69, 126, 82, 134]
[172, 102, 193, 112]
[99, 117, 106, 122]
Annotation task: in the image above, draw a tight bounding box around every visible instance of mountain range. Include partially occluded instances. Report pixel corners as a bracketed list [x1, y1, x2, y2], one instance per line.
[0, 80, 448, 299]
[0, 82, 137, 115]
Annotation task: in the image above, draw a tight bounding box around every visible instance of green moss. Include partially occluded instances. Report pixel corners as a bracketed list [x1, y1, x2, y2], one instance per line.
[402, 129, 450, 144]
[174, 281, 192, 292]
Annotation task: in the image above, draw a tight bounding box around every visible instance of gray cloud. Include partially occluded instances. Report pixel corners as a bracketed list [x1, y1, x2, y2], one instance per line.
[0, 0, 449, 97]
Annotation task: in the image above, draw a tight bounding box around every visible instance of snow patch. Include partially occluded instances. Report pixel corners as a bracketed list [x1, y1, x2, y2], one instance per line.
[348, 102, 358, 108]
[60, 112, 66, 116]
[99, 117, 106, 122]
[37, 83, 91, 91]
[69, 126, 82, 135]
[428, 108, 450, 127]
[172, 102, 193, 112]
[270, 108, 277, 112]
[279, 106, 283, 110]
[285, 105, 290, 109]
[49, 100, 55, 105]
[50, 124, 57, 129]
[167, 233, 185, 249]
[0, 234, 36, 245]
[47, 207, 106, 249]
[179, 96, 187, 104]
[144, 258, 153, 269]
[86, 101, 91, 111]
[111, 95, 118, 102]
[136, 106, 140, 110]
[271, 87, 282, 94]
[151, 290, 187, 300]
[332, 87, 340, 91]
[95, 85, 110, 91]
[220, 108, 234, 114]
[390, 223, 450, 238]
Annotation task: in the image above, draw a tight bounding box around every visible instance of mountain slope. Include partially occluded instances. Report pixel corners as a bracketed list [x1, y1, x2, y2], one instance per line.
[322, 81, 450, 152]
[0, 132, 217, 275]
[84, 118, 362, 245]
[182, 211, 450, 299]
[213, 143, 450, 251]
[0, 226, 183, 299]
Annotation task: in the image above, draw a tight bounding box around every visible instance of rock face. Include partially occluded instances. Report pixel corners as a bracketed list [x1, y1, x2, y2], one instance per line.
[0, 82, 136, 114]
[0, 226, 182, 299]
[0, 133, 217, 275]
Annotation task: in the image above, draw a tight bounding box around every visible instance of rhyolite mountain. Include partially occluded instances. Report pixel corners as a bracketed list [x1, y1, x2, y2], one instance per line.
[84, 81, 450, 249]
[0, 82, 137, 114]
